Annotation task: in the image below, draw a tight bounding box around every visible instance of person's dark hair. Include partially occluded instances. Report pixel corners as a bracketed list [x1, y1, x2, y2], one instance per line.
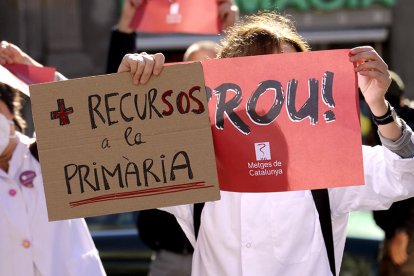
[218, 11, 310, 58]
[0, 83, 26, 132]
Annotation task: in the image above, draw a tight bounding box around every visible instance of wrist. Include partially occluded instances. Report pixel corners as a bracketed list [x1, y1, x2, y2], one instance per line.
[372, 101, 397, 126]
[118, 18, 135, 34]
[367, 98, 388, 117]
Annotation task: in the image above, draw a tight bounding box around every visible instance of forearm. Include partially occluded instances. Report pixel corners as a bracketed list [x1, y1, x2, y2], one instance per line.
[106, 29, 137, 74]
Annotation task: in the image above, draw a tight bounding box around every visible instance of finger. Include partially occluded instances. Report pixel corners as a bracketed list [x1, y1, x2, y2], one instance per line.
[139, 54, 155, 84]
[118, 54, 143, 85]
[354, 60, 388, 74]
[349, 46, 375, 56]
[152, 53, 165, 75]
[217, 2, 230, 20]
[357, 70, 388, 83]
[132, 55, 146, 85]
[350, 49, 382, 64]
[130, 0, 141, 8]
[0, 41, 9, 50]
[118, 54, 134, 73]
[0, 52, 12, 64]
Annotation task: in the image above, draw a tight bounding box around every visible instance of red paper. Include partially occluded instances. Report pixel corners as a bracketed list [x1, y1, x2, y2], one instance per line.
[201, 49, 364, 192]
[4, 64, 55, 85]
[129, 0, 220, 34]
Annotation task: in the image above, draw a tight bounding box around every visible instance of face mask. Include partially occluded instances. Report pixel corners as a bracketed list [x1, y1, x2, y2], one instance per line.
[0, 113, 15, 155]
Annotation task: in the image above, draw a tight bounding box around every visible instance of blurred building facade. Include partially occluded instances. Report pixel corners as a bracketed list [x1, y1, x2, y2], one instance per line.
[0, 0, 413, 98]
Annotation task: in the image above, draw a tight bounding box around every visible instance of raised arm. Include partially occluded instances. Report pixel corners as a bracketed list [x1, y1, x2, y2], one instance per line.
[0, 41, 43, 67]
[349, 46, 402, 141]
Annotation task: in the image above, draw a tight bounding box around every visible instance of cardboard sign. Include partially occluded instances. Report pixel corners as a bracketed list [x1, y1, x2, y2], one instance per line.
[0, 64, 55, 96]
[30, 62, 220, 221]
[129, 0, 220, 34]
[201, 49, 364, 192]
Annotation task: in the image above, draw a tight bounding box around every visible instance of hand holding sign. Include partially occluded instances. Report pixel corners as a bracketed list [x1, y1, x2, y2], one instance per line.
[0, 40, 43, 67]
[118, 52, 165, 84]
[350, 46, 391, 115]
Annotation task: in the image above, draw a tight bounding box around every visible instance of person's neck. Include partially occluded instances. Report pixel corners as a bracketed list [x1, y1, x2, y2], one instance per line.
[0, 139, 18, 173]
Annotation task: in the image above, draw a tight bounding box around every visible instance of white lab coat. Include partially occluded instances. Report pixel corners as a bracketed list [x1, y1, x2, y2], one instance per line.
[164, 139, 414, 276]
[0, 133, 106, 276]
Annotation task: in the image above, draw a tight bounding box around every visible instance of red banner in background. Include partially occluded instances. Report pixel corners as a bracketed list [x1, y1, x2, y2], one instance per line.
[201, 49, 364, 192]
[129, 0, 220, 34]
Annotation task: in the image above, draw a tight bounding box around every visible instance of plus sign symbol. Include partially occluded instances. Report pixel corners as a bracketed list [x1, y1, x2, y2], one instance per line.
[50, 99, 74, 126]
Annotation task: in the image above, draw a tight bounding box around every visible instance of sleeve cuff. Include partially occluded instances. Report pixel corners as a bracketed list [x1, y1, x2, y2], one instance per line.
[379, 118, 414, 159]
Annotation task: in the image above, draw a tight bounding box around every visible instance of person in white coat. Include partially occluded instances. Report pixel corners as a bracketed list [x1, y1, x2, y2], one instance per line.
[0, 42, 106, 276]
[117, 12, 414, 276]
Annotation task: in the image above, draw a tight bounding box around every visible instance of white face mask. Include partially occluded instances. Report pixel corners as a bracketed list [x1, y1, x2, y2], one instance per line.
[0, 113, 15, 155]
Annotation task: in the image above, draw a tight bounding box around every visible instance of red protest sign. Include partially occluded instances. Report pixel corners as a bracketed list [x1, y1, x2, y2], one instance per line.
[202, 49, 364, 192]
[129, 0, 220, 34]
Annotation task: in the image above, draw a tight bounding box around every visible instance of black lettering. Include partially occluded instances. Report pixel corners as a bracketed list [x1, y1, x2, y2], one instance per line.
[105, 92, 119, 126]
[322, 71, 336, 122]
[148, 88, 163, 118]
[120, 93, 133, 122]
[88, 94, 105, 129]
[170, 151, 193, 181]
[64, 164, 77, 194]
[143, 159, 161, 186]
[124, 127, 146, 146]
[247, 80, 284, 125]
[286, 79, 318, 125]
[102, 164, 123, 189]
[125, 162, 141, 187]
[78, 164, 100, 193]
[134, 93, 147, 120]
[214, 83, 250, 134]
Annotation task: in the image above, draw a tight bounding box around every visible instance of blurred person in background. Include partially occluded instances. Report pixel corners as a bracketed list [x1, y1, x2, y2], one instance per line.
[106, 1, 227, 275]
[0, 41, 106, 276]
[106, 0, 238, 73]
[373, 71, 414, 276]
[117, 12, 414, 276]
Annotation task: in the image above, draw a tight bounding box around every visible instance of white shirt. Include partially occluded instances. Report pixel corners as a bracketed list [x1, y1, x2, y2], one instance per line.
[0, 133, 106, 276]
[163, 141, 414, 276]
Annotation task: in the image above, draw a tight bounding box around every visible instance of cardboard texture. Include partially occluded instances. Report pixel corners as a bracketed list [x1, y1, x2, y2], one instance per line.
[201, 49, 364, 192]
[129, 0, 220, 34]
[30, 62, 220, 221]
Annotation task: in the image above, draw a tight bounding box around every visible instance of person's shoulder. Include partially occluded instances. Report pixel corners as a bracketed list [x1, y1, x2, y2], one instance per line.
[16, 132, 34, 145]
